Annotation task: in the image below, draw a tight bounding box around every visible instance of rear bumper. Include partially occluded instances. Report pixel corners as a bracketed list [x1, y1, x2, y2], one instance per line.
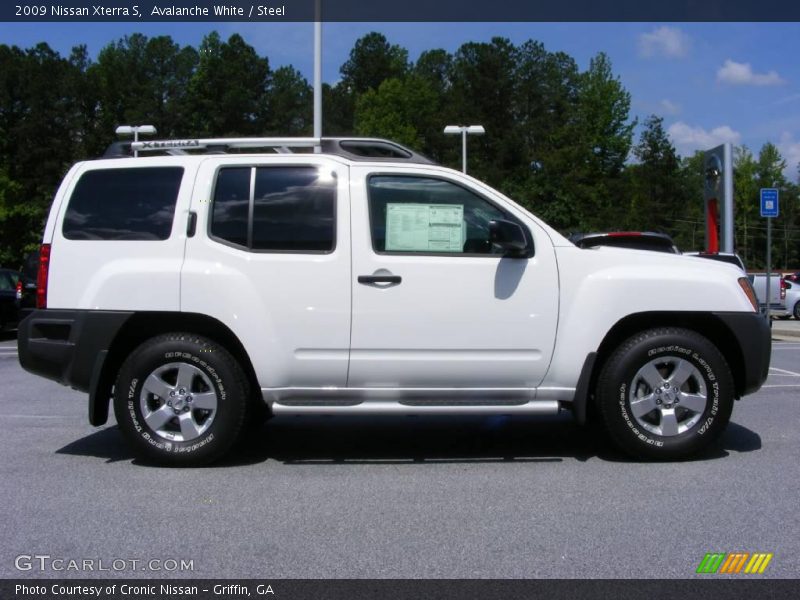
[17, 309, 132, 392]
[714, 311, 771, 396]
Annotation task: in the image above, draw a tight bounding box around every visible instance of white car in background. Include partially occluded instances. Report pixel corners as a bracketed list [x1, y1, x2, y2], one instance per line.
[783, 280, 800, 320]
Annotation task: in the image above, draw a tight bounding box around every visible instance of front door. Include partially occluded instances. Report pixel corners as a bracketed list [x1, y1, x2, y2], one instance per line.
[348, 167, 559, 392]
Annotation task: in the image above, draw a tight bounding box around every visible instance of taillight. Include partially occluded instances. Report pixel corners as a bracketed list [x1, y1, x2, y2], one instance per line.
[15, 280, 22, 301]
[36, 243, 50, 309]
[780, 279, 787, 300]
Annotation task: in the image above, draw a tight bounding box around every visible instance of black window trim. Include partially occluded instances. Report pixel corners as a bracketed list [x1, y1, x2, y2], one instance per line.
[207, 163, 338, 255]
[365, 172, 534, 258]
[61, 166, 186, 242]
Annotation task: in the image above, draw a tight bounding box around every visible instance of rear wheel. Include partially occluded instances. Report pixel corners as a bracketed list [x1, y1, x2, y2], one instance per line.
[794, 301, 800, 320]
[597, 328, 734, 460]
[113, 333, 249, 466]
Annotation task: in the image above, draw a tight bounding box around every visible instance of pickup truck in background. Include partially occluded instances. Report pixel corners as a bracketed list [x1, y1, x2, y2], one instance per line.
[748, 274, 788, 316]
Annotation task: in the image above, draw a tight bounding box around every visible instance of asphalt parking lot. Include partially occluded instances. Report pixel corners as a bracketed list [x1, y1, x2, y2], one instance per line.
[0, 332, 798, 579]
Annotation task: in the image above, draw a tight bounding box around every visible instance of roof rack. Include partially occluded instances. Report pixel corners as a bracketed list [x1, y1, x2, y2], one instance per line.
[102, 136, 436, 165]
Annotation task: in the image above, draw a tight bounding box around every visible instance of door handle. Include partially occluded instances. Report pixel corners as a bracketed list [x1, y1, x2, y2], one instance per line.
[358, 274, 402, 285]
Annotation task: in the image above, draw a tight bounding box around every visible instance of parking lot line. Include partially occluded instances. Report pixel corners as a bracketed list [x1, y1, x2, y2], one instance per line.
[762, 384, 800, 388]
[769, 367, 800, 377]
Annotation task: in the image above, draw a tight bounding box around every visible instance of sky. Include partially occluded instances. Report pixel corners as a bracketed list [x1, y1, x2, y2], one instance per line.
[1, 20, 799, 180]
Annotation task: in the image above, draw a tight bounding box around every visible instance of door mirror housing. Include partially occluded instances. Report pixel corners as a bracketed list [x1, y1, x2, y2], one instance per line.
[489, 219, 530, 257]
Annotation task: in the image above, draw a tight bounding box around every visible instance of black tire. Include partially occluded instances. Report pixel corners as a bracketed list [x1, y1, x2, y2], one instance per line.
[597, 327, 734, 460]
[113, 333, 249, 466]
[794, 302, 800, 320]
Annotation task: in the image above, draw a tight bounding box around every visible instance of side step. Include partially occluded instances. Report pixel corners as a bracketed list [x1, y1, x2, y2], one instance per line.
[269, 400, 561, 416]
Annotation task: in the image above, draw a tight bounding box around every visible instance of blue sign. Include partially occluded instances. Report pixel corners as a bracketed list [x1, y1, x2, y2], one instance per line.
[760, 188, 779, 218]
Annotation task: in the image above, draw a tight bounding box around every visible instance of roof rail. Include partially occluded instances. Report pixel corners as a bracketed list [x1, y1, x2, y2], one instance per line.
[102, 136, 437, 165]
[130, 137, 321, 152]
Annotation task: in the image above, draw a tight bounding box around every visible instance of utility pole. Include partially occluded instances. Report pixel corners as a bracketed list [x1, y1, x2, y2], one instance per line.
[313, 0, 322, 152]
[760, 187, 779, 321]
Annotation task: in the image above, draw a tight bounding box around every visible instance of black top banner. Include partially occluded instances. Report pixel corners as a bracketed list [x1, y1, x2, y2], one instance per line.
[2, 0, 800, 22]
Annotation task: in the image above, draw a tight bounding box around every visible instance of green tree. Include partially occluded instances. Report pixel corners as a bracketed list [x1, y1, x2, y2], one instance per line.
[264, 66, 312, 136]
[340, 32, 409, 96]
[755, 143, 792, 268]
[446, 38, 520, 181]
[563, 52, 636, 230]
[733, 146, 759, 265]
[322, 82, 354, 135]
[326, 32, 410, 136]
[90, 34, 198, 142]
[183, 32, 269, 136]
[414, 49, 452, 95]
[354, 76, 439, 149]
[0, 42, 88, 264]
[411, 49, 454, 162]
[627, 115, 683, 232]
[512, 42, 581, 228]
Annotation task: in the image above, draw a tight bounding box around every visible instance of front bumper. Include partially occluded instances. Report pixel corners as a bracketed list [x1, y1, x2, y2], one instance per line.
[713, 311, 771, 397]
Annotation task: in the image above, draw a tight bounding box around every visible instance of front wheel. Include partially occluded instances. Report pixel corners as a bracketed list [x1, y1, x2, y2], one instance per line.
[597, 328, 734, 460]
[113, 333, 249, 466]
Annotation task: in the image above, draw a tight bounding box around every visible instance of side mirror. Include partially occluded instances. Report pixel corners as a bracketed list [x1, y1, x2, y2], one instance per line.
[489, 219, 530, 257]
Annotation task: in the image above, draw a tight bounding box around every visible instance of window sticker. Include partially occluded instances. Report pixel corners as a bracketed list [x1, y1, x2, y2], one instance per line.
[385, 203, 465, 252]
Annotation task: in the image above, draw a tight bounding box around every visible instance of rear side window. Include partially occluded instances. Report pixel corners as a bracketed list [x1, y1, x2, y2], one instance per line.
[62, 167, 184, 240]
[211, 166, 336, 253]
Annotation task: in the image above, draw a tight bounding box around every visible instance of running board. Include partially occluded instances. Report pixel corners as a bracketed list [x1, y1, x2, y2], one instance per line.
[269, 400, 561, 416]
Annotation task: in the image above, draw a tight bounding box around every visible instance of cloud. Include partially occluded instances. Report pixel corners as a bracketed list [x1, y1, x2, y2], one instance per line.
[716, 60, 785, 86]
[659, 99, 680, 115]
[778, 132, 800, 181]
[638, 27, 690, 58]
[667, 122, 742, 156]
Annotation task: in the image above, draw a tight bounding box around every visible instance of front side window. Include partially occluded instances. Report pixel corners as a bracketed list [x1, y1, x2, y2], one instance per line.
[210, 166, 336, 252]
[368, 175, 511, 255]
[63, 167, 183, 240]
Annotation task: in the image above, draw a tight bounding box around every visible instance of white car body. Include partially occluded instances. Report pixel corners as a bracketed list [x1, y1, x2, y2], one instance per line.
[40, 154, 755, 411]
[18, 137, 771, 464]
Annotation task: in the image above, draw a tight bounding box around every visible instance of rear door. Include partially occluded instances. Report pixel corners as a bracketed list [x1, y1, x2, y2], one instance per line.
[182, 157, 351, 392]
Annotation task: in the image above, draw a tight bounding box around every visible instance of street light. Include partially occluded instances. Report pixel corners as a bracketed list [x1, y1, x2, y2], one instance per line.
[443, 125, 485, 173]
[116, 125, 157, 157]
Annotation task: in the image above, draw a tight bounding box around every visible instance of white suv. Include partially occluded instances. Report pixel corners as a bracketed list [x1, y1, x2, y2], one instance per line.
[18, 137, 770, 465]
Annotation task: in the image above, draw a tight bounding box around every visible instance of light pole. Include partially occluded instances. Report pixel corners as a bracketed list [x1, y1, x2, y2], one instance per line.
[313, 0, 322, 153]
[444, 125, 485, 173]
[115, 125, 157, 157]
